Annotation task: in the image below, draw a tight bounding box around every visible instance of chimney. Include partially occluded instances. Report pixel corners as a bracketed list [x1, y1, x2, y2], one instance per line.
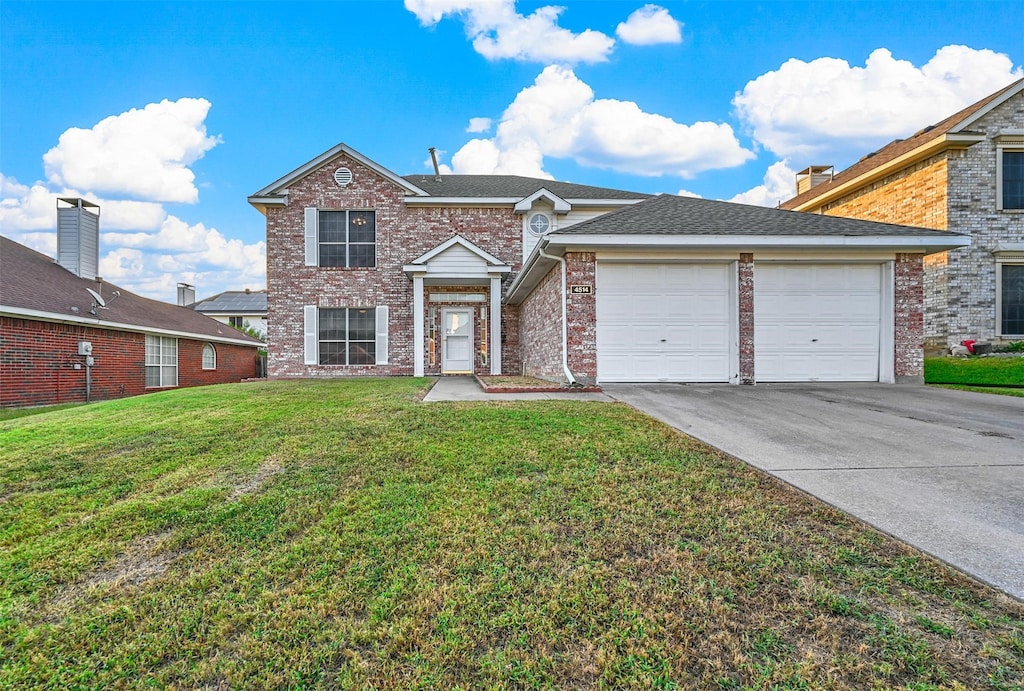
[795, 166, 834, 196]
[56, 198, 100, 279]
[177, 283, 196, 307]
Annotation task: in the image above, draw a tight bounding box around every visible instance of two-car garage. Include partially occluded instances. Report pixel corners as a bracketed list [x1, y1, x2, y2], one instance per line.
[595, 262, 887, 383]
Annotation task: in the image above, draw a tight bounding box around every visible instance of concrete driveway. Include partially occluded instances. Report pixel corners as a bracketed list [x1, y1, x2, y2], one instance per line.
[603, 383, 1024, 600]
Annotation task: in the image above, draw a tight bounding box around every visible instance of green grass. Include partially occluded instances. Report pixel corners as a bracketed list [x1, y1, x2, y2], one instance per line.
[925, 357, 1024, 386]
[1, 379, 1022, 689]
[0, 402, 85, 421]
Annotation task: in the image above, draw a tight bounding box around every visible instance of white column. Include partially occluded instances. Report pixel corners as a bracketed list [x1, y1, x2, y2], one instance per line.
[490, 276, 502, 375]
[413, 275, 425, 377]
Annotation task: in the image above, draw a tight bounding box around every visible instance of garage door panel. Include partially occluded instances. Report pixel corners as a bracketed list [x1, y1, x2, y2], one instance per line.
[597, 263, 732, 383]
[755, 264, 882, 382]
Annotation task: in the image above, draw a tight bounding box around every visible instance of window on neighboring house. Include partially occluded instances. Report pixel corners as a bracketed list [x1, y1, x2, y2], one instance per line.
[145, 335, 178, 387]
[1000, 263, 1024, 336]
[1002, 151, 1024, 210]
[318, 307, 376, 365]
[229, 316, 244, 328]
[306, 209, 376, 268]
[202, 343, 217, 370]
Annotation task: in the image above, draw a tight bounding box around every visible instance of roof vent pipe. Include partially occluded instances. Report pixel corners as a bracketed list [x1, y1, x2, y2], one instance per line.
[428, 147, 442, 182]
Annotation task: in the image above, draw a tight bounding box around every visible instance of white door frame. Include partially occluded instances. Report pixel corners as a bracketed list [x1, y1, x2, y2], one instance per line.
[441, 307, 474, 374]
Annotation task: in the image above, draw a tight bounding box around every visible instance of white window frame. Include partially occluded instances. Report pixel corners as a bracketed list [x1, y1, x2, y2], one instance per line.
[995, 249, 1024, 337]
[303, 305, 389, 366]
[995, 131, 1024, 212]
[304, 207, 376, 267]
[202, 343, 217, 370]
[145, 335, 178, 388]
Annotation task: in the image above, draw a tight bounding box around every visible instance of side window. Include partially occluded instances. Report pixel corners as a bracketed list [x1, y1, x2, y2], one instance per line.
[307, 209, 376, 268]
[202, 343, 217, 370]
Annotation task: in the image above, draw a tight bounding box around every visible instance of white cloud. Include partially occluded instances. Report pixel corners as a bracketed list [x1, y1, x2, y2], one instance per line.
[42, 97, 221, 203]
[728, 160, 798, 207]
[735, 45, 1023, 159]
[676, 188, 702, 198]
[449, 65, 753, 178]
[616, 5, 682, 46]
[404, 0, 614, 64]
[2, 98, 264, 302]
[467, 117, 492, 133]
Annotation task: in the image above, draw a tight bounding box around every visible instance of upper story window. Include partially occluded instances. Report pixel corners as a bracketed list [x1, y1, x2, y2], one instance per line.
[304, 208, 376, 267]
[1001, 150, 1024, 210]
[996, 132, 1024, 211]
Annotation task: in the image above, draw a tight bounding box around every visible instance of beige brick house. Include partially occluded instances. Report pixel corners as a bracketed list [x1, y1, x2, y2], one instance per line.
[250, 143, 965, 385]
[782, 79, 1024, 351]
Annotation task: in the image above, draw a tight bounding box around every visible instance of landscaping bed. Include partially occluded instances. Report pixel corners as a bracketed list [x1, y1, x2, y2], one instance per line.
[475, 374, 602, 393]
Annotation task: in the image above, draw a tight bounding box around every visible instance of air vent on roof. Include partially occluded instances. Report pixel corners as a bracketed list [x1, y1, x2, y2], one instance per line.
[334, 167, 353, 187]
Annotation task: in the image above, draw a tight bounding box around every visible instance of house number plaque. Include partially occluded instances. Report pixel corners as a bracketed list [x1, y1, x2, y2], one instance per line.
[569, 285, 593, 294]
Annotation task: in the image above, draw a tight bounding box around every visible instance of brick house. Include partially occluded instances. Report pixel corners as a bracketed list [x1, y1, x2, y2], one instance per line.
[782, 79, 1024, 352]
[250, 143, 967, 385]
[0, 199, 263, 408]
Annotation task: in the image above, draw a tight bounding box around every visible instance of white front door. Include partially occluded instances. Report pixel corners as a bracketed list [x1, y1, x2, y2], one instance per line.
[442, 308, 474, 373]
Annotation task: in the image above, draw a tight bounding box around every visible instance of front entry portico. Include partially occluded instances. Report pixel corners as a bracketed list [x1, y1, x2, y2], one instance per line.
[404, 235, 512, 377]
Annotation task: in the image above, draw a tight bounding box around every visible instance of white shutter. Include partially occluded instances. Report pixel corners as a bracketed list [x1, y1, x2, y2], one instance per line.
[375, 306, 389, 365]
[304, 207, 318, 266]
[303, 305, 318, 365]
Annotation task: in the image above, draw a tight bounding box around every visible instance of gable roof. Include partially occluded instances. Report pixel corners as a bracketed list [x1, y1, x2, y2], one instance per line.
[248, 142, 428, 213]
[505, 194, 970, 304]
[192, 290, 267, 314]
[553, 193, 970, 238]
[0, 235, 262, 347]
[401, 174, 651, 201]
[782, 78, 1024, 210]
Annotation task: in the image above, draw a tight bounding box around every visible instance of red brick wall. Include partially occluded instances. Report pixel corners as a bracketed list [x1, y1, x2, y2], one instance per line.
[266, 153, 523, 378]
[1, 316, 258, 408]
[894, 253, 925, 380]
[565, 252, 597, 383]
[738, 253, 755, 384]
[518, 264, 563, 380]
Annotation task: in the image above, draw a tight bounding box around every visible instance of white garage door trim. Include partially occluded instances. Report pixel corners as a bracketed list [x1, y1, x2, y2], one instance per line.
[596, 262, 736, 383]
[754, 262, 893, 382]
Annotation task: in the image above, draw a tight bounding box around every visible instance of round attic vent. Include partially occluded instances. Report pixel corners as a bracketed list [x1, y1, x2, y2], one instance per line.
[334, 167, 353, 187]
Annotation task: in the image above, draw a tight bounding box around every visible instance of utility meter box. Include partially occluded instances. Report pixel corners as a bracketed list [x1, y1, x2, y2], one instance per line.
[78, 341, 93, 356]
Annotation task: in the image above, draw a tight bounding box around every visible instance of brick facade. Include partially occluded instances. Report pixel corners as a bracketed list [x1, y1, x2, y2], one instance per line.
[0, 316, 258, 408]
[266, 154, 523, 378]
[564, 252, 597, 383]
[806, 91, 1024, 349]
[738, 253, 755, 384]
[518, 265, 563, 381]
[894, 254, 926, 381]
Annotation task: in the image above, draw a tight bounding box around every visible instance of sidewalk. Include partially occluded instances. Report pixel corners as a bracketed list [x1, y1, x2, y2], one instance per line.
[422, 376, 613, 402]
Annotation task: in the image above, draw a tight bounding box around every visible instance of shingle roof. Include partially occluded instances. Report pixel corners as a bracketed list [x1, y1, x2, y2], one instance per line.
[402, 174, 651, 200]
[781, 78, 1024, 210]
[552, 193, 964, 237]
[192, 290, 267, 314]
[0, 235, 262, 345]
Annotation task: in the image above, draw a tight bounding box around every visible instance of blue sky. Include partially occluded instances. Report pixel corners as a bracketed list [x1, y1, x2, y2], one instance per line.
[2, 1, 1022, 301]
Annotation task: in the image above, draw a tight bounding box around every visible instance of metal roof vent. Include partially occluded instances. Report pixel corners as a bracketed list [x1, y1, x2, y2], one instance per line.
[334, 167, 353, 187]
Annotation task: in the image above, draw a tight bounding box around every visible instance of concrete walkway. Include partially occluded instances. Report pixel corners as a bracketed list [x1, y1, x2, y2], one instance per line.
[423, 377, 1024, 599]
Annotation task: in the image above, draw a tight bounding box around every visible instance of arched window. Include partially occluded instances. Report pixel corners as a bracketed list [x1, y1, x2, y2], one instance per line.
[202, 343, 217, 370]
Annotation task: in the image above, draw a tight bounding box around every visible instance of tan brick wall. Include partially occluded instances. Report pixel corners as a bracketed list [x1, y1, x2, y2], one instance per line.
[821, 155, 949, 230]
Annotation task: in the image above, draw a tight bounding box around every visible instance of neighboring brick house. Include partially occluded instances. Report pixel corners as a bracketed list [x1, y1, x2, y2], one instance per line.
[187, 288, 268, 339]
[782, 79, 1024, 351]
[250, 143, 967, 385]
[0, 199, 263, 408]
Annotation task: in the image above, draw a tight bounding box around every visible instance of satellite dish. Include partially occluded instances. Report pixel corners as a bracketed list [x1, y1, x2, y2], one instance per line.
[86, 288, 106, 308]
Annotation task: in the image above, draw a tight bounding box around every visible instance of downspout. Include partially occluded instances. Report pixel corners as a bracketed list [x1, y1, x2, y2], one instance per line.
[536, 243, 578, 386]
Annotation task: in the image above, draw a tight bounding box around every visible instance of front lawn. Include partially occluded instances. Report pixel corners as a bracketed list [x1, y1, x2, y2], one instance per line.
[1, 380, 1021, 688]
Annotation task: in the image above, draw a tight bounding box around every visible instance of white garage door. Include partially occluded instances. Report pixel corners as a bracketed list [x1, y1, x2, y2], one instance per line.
[597, 263, 732, 382]
[755, 264, 882, 382]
